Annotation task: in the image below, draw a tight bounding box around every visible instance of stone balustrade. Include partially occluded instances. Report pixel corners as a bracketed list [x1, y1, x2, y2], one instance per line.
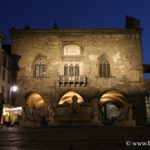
[58, 75, 87, 86]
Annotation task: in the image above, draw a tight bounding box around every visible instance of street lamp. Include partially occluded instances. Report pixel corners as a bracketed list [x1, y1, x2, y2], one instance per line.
[9, 85, 18, 105]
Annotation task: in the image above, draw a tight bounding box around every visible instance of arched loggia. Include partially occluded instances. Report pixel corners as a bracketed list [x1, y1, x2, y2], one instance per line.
[25, 92, 46, 110]
[58, 91, 84, 105]
[99, 90, 128, 125]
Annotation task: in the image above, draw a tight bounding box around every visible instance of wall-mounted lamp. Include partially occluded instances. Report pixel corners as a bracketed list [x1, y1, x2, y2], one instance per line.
[10, 85, 18, 105]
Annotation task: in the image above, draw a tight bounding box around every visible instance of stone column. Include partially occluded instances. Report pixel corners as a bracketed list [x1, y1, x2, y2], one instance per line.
[115, 104, 136, 126]
[47, 103, 58, 126]
[91, 98, 103, 125]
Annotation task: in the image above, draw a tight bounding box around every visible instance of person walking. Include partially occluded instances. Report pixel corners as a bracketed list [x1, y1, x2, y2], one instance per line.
[0, 93, 4, 127]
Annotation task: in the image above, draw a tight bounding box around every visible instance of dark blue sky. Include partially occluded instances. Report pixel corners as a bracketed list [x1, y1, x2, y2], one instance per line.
[0, 0, 150, 77]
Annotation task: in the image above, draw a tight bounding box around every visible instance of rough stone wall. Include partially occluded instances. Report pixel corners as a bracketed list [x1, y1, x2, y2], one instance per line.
[11, 29, 146, 125]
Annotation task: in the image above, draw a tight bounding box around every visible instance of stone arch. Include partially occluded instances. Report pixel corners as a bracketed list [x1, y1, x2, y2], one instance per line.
[58, 91, 84, 105]
[99, 90, 129, 124]
[25, 92, 46, 110]
[100, 90, 128, 108]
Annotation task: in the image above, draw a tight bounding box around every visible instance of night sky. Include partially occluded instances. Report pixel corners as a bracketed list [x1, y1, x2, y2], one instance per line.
[0, 0, 150, 78]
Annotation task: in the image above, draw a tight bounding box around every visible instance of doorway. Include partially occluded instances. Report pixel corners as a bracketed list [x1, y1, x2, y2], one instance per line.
[100, 90, 128, 125]
[101, 103, 119, 125]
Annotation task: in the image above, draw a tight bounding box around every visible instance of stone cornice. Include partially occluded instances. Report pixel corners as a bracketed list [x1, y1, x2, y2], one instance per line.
[10, 28, 142, 35]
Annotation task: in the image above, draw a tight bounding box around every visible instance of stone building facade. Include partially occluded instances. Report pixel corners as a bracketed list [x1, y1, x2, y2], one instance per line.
[11, 17, 147, 126]
[0, 34, 13, 103]
[0, 43, 19, 104]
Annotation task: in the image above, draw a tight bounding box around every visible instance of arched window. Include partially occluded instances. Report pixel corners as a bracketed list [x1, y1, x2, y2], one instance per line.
[75, 64, 79, 76]
[35, 57, 46, 78]
[100, 57, 110, 77]
[69, 64, 74, 76]
[64, 64, 68, 76]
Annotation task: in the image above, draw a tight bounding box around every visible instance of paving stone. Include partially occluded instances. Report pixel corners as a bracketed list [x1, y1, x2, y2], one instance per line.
[0, 126, 150, 149]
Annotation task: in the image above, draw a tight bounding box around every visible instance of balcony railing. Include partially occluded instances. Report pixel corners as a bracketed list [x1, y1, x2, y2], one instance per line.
[58, 75, 87, 86]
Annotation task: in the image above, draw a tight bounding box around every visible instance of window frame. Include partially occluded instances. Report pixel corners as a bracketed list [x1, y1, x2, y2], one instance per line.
[75, 64, 79, 76]
[64, 64, 69, 76]
[64, 64, 80, 76]
[100, 57, 110, 77]
[34, 57, 46, 78]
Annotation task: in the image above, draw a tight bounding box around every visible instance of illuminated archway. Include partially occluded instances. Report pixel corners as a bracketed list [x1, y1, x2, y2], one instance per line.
[59, 91, 84, 105]
[100, 90, 128, 124]
[26, 93, 46, 110]
[100, 90, 128, 107]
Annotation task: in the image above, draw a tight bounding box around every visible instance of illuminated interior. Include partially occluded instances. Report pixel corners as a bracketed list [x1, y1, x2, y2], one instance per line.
[101, 103, 120, 121]
[59, 91, 84, 105]
[100, 90, 128, 123]
[26, 93, 46, 109]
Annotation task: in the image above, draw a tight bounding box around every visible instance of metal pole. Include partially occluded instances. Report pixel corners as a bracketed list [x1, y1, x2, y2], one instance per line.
[9, 87, 11, 105]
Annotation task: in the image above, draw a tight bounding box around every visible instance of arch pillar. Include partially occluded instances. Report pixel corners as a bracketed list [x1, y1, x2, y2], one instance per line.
[115, 104, 136, 126]
[99, 90, 135, 126]
[91, 98, 103, 125]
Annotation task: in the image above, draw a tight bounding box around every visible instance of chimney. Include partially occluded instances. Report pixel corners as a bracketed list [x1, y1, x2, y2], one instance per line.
[125, 16, 140, 29]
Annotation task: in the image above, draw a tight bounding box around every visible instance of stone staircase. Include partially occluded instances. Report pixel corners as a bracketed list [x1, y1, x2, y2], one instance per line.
[0, 126, 150, 150]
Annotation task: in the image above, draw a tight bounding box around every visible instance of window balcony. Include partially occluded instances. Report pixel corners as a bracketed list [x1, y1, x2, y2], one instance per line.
[58, 75, 87, 86]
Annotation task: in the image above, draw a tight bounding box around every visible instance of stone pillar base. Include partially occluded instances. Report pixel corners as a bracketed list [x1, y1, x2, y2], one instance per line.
[115, 120, 136, 126]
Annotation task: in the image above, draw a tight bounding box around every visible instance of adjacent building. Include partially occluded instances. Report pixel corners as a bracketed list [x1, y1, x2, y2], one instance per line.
[0, 37, 20, 104]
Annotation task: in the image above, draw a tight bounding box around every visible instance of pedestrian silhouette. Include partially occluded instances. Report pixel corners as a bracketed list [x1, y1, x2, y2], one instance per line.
[0, 93, 5, 127]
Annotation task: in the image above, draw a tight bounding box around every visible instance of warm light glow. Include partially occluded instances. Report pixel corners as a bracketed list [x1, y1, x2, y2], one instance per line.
[3, 108, 10, 116]
[4, 107, 22, 115]
[26, 93, 45, 109]
[11, 85, 18, 92]
[59, 91, 84, 105]
[100, 90, 128, 107]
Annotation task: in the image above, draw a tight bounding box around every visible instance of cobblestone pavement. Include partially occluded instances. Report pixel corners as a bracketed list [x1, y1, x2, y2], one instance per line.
[0, 126, 150, 150]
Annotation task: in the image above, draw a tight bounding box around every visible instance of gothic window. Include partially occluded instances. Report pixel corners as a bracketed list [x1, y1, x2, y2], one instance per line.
[75, 64, 79, 76]
[64, 64, 80, 76]
[2, 55, 7, 68]
[8, 73, 11, 84]
[100, 57, 110, 77]
[34, 57, 46, 78]
[8, 59, 12, 71]
[69, 64, 74, 76]
[2, 69, 5, 81]
[64, 64, 68, 76]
